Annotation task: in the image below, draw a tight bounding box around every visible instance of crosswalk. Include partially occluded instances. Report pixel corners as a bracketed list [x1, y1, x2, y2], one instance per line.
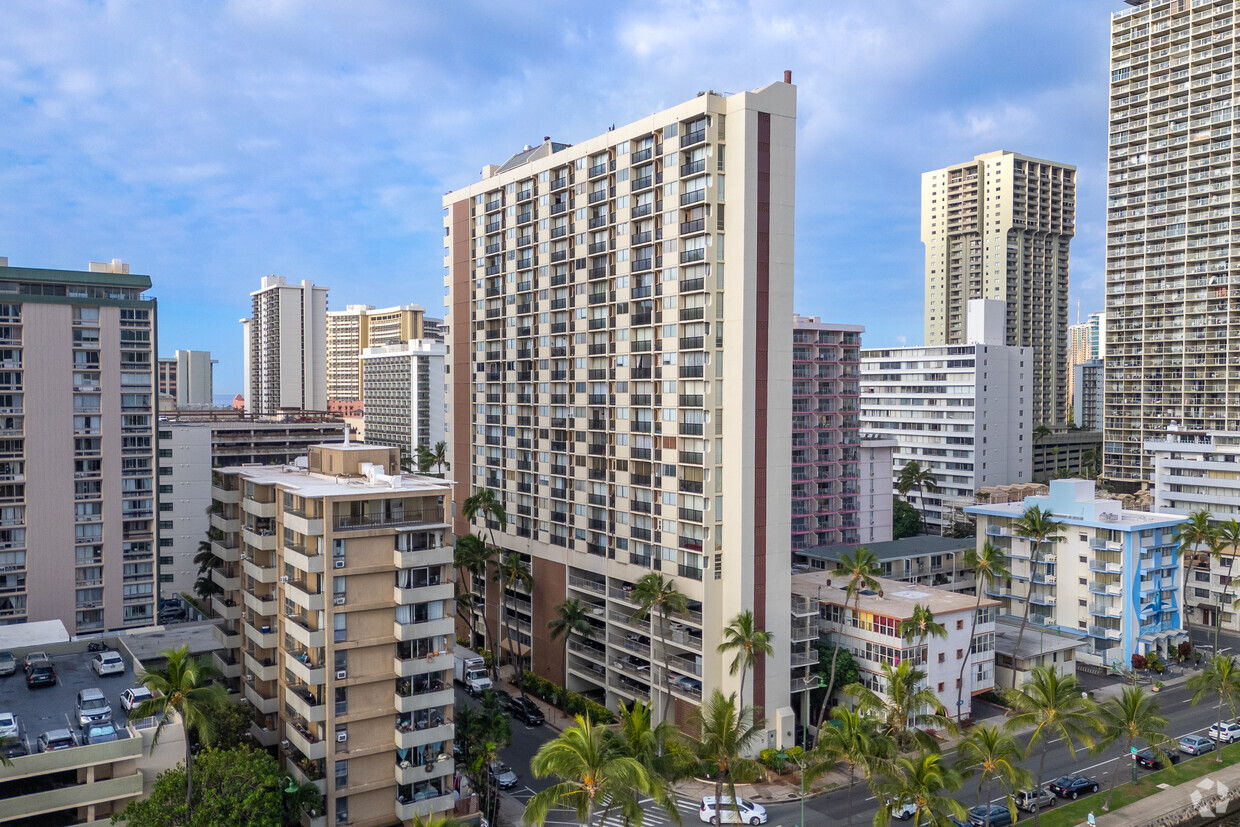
[515, 794, 703, 826]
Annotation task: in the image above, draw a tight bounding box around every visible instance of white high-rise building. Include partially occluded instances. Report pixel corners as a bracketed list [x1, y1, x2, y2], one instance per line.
[326, 303, 430, 406]
[359, 340, 447, 464]
[862, 299, 1030, 533]
[923, 151, 1075, 428]
[241, 276, 329, 415]
[1106, 0, 1240, 485]
[443, 77, 797, 740]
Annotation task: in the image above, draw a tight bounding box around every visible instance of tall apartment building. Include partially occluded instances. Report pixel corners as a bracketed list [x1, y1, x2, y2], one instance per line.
[0, 259, 157, 633]
[966, 479, 1184, 667]
[1073, 359, 1105, 431]
[443, 77, 797, 737]
[923, 151, 1075, 428]
[155, 412, 345, 597]
[157, 350, 215, 408]
[209, 442, 456, 827]
[326, 304, 429, 405]
[241, 276, 329, 415]
[1068, 311, 1104, 420]
[1105, 0, 1240, 485]
[359, 341, 447, 464]
[862, 300, 1031, 534]
[790, 315, 895, 550]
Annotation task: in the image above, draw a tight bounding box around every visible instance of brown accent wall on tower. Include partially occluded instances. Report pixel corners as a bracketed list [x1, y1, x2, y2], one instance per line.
[752, 111, 772, 714]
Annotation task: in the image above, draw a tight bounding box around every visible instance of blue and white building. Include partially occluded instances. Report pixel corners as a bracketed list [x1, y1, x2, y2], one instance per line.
[966, 479, 1185, 668]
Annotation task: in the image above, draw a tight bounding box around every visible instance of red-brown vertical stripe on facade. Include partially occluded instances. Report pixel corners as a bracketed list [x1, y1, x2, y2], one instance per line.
[753, 112, 771, 714]
[450, 199, 472, 540]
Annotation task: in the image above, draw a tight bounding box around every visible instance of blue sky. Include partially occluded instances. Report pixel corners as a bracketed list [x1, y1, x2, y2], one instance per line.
[0, 0, 1115, 395]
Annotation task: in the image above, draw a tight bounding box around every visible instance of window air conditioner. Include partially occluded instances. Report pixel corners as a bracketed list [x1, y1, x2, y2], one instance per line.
[334, 597, 346, 606]
[335, 560, 346, 569]
[336, 669, 347, 679]
[279, 576, 289, 583]
[337, 732, 348, 743]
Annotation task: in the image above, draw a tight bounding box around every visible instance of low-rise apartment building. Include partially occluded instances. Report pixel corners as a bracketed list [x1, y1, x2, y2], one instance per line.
[792, 572, 998, 723]
[794, 535, 976, 594]
[209, 441, 456, 827]
[966, 479, 1185, 668]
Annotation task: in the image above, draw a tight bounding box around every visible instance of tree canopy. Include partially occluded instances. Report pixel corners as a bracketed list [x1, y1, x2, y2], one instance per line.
[892, 499, 921, 540]
[113, 746, 286, 827]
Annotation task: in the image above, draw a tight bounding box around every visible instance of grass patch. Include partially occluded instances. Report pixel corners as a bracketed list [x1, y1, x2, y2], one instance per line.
[1034, 740, 1240, 827]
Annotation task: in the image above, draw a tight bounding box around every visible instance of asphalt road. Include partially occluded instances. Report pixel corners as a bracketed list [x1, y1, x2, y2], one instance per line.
[463, 679, 1232, 827]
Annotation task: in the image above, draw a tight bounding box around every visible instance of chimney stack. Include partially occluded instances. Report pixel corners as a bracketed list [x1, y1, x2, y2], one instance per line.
[784, 69, 792, 84]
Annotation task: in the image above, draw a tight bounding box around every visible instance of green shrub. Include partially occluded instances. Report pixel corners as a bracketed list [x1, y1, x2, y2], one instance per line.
[759, 748, 784, 771]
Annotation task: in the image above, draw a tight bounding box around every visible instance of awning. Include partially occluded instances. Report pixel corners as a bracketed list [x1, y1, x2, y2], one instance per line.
[1198, 602, 1215, 613]
[500, 637, 531, 657]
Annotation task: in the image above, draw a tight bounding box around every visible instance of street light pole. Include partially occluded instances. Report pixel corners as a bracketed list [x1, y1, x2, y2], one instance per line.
[776, 747, 807, 827]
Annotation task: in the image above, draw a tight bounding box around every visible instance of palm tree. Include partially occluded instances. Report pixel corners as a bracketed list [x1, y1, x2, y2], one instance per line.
[1178, 509, 1217, 646]
[429, 440, 449, 476]
[463, 489, 508, 679]
[814, 546, 883, 743]
[613, 700, 694, 825]
[524, 714, 650, 827]
[807, 707, 892, 827]
[128, 645, 230, 817]
[846, 660, 955, 751]
[279, 774, 325, 827]
[1005, 666, 1098, 827]
[1010, 505, 1066, 687]
[896, 460, 938, 535]
[193, 538, 221, 575]
[955, 724, 1031, 827]
[495, 551, 534, 687]
[415, 444, 436, 474]
[1212, 519, 1240, 651]
[717, 610, 775, 711]
[1079, 448, 1099, 479]
[1032, 425, 1051, 442]
[871, 751, 967, 827]
[454, 533, 492, 651]
[1094, 686, 1169, 809]
[630, 573, 689, 723]
[956, 542, 1010, 716]
[690, 690, 765, 825]
[1188, 654, 1240, 764]
[549, 599, 596, 713]
[899, 603, 947, 654]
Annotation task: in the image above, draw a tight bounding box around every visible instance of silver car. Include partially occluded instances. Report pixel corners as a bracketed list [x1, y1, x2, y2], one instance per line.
[1179, 733, 1217, 755]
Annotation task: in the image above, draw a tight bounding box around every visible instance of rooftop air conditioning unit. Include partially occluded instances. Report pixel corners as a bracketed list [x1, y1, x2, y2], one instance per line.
[335, 560, 346, 569]
[334, 597, 346, 606]
[337, 732, 348, 743]
[336, 669, 347, 680]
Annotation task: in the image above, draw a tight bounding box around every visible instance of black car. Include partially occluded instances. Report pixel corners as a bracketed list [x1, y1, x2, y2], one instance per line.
[1136, 746, 1182, 770]
[509, 697, 545, 726]
[967, 804, 1016, 827]
[24, 659, 55, 688]
[484, 688, 513, 713]
[1049, 775, 1099, 799]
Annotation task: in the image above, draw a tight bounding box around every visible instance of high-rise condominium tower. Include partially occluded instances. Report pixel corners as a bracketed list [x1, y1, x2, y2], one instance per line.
[1105, 0, 1240, 485]
[443, 77, 796, 738]
[0, 259, 156, 632]
[923, 151, 1075, 428]
[241, 276, 329, 415]
[158, 349, 216, 408]
[1067, 311, 1104, 425]
[326, 303, 429, 405]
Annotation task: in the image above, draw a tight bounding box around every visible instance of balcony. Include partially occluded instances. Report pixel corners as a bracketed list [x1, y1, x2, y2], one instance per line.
[244, 682, 279, 715]
[285, 652, 327, 687]
[395, 685, 454, 714]
[211, 566, 240, 593]
[284, 614, 326, 649]
[284, 545, 325, 574]
[212, 650, 241, 679]
[394, 794, 455, 822]
[285, 721, 326, 761]
[213, 623, 241, 650]
[284, 511, 324, 537]
[211, 595, 241, 621]
[241, 526, 278, 552]
[243, 622, 278, 650]
[395, 616, 456, 643]
[210, 512, 240, 534]
[396, 755, 454, 786]
[285, 579, 325, 613]
[395, 581, 453, 607]
[396, 720, 454, 750]
[211, 483, 241, 504]
[243, 557, 278, 584]
[243, 590, 277, 617]
[243, 652, 279, 683]
[287, 685, 328, 724]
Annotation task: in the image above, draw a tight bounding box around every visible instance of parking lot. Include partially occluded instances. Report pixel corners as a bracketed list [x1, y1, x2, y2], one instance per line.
[0, 648, 139, 755]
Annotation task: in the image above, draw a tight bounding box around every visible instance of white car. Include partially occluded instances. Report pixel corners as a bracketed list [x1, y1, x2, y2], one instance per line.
[119, 687, 154, 713]
[1210, 721, 1240, 743]
[90, 651, 125, 677]
[889, 799, 917, 820]
[0, 712, 17, 739]
[699, 796, 768, 825]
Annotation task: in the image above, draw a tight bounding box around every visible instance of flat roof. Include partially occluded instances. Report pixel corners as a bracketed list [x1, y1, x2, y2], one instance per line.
[994, 618, 1087, 660]
[119, 621, 220, 664]
[0, 620, 70, 651]
[791, 573, 998, 618]
[967, 498, 1179, 527]
[795, 536, 971, 563]
[0, 649, 137, 749]
[219, 461, 452, 499]
[0, 264, 152, 289]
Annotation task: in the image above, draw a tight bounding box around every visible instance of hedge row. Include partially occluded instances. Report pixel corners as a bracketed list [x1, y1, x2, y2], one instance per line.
[518, 672, 615, 724]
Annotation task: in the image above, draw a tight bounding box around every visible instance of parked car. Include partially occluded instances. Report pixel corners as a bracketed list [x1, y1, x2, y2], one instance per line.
[509, 696, 545, 726]
[889, 799, 917, 820]
[0, 651, 15, 676]
[83, 722, 120, 744]
[90, 651, 125, 677]
[25, 659, 56, 688]
[23, 652, 48, 672]
[699, 796, 768, 825]
[967, 804, 1016, 826]
[1014, 787, 1056, 814]
[1, 737, 27, 759]
[1179, 734, 1217, 756]
[1136, 746, 1182, 770]
[489, 761, 518, 789]
[36, 729, 78, 752]
[119, 687, 154, 713]
[484, 688, 513, 713]
[0, 712, 17, 740]
[1049, 775, 1099, 800]
[1210, 721, 1240, 743]
[76, 688, 113, 728]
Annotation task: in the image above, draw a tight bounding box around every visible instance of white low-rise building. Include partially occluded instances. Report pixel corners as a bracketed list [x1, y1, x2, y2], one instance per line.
[792, 571, 998, 723]
[966, 479, 1185, 668]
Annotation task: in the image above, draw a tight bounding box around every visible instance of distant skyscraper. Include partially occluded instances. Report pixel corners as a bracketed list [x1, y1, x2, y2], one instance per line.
[1068, 311, 1104, 424]
[325, 303, 429, 405]
[443, 78, 797, 736]
[0, 259, 157, 632]
[923, 150, 1076, 428]
[1105, 0, 1240, 485]
[359, 340, 446, 464]
[158, 350, 215, 408]
[241, 276, 328, 415]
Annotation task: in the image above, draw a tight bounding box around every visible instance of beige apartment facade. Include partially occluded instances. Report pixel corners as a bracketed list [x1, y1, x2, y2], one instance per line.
[209, 442, 455, 827]
[443, 77, 797, 741]
[923, 150, 1076, 428]
[326, 304, 429, 405]
[1105, 0, 1240, 485]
